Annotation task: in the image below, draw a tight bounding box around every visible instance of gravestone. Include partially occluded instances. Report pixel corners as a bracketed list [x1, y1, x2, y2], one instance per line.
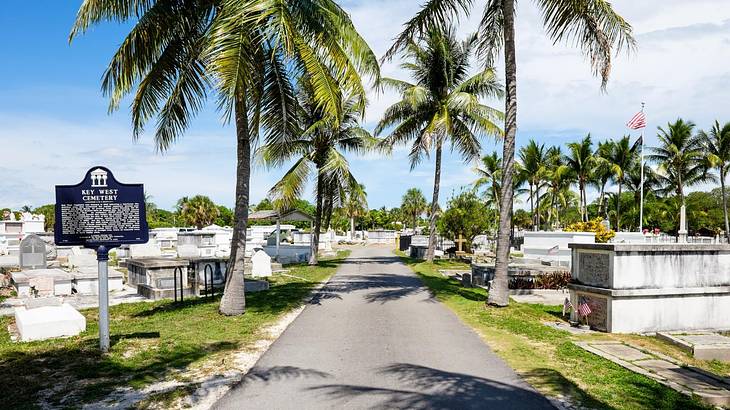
[251, 250, 272, 278]
[19, 234, 47, 270]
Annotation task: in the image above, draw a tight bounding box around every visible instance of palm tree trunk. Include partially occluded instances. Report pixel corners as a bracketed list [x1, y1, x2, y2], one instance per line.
[426, 141, 443, 263]
[488, 0, 516, 308]
[580, 180, 587, 222]
[722, 168, 729, 242]
[310, 171, 324, 265]
[529, 184, 534, 230]
[616, 182, 622, 231]
[350, 216, 355, 240]
[535, 187, 540, 231]
[220, 90, 249, 316]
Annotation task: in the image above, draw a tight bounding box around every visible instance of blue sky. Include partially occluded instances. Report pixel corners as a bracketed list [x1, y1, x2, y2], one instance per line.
[2, 1, 730, 211]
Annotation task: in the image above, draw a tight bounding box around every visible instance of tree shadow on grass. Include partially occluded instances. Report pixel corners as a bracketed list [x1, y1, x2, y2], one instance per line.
[523, 368, 610, 409]
[0, 333, 238, 408]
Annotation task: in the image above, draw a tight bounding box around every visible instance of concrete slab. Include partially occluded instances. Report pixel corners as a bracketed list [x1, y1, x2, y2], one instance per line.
[658, 331, 730, 361]
[14, 303, 86, 341]
[576, 341, 730, 407]
[594, 343, 651, 361]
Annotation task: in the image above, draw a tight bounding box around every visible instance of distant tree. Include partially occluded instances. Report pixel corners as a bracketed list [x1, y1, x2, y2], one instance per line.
[698, 121, 730, 239]
[254, 199, 274, 211]
[605, 137, 636, 231]
[400, 188, 428, 230]
[473, 152, 502, 212]
[518, 140, 547, 229]
[342, 184, 368, 239]
[179, 196, 219, 230]
[438, 190, 492, 250]
[20, 205, 32, 213]
[564, 135, 594, 222]
[512, 209, 532, 230]
[215, 206, 235, 227]
[32, 205, 55, 231]
[649, 119, 715, 232]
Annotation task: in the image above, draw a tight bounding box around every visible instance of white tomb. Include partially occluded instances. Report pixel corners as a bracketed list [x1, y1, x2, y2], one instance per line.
[72, 266, 125, 295]
[569, 243, 730, 333]
[15, 301, 86, 341]
[251, 250, 273, 278]
[522, 231, 595, 267]
[12, 269, 74, 296]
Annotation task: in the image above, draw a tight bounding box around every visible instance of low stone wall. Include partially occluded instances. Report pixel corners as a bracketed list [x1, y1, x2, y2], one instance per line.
[568, 243, 730, 333]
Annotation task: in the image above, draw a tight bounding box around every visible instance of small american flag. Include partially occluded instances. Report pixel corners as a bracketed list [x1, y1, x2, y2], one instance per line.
[577, 297, 592, 317]
[547, 244, 559, 255]
[627, 111, 647, 130]
[562, 297, 573, 316]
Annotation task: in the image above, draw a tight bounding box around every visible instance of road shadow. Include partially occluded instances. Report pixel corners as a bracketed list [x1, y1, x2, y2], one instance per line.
[308, 363, 553, 409]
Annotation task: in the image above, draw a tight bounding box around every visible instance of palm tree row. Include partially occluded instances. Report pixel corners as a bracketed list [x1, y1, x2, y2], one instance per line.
[472, 119, 730, 238]
[73, 0, 379, 315]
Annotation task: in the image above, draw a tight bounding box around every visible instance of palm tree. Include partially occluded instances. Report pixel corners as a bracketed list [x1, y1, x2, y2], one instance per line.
[565, 135, 594, 222]
[606, 136, 635, 231]
[385, 0, 635, 308]
[401, 188, 429, 230]
[592, 141, 615, 218]
[72, 0, 377, 315]
[20, 205, 32, 213]
[698, 121, 730, 240]
[649, 119, 715, 232]
[625, 160, 656, 230]
[473, 152, 502, 212]
[343, 184, 368, 239]
[262, 79, 374, 265]
[180, 195, 220, 230]
[544, 146, 571, 228]
[518, 140, 547, 230]
[376, 26, 503, 263]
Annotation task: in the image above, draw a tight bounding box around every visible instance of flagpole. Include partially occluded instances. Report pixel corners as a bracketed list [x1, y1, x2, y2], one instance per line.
[639, 102, 645, 233]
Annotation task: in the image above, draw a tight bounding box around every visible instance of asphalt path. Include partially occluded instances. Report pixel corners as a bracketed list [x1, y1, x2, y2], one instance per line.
[214, 246, 553, 409]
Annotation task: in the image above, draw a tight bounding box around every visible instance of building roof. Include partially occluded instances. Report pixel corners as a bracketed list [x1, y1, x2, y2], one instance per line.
[249, 209, 314, 223]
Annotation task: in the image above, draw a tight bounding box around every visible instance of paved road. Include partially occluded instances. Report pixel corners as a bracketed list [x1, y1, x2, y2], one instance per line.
[214, 246, 553, 409]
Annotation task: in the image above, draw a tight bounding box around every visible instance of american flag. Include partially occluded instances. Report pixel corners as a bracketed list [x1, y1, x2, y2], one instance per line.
[562, 297, 573, 316]
[627, 111, 647, 130]
[577, 297, 592, 317]
[548, 244, 559, 255]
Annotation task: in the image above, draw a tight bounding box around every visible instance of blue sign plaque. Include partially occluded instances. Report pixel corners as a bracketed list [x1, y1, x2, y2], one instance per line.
[54, 166, 148, 248]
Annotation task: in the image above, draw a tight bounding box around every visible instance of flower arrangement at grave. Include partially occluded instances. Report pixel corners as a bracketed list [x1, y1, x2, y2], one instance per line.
[565, 218, 615, 243]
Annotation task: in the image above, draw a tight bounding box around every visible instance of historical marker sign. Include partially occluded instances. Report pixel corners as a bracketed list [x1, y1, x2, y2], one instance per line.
[54, 166, 148, 248]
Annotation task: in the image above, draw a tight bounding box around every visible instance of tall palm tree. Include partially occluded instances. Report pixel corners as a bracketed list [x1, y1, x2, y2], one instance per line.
[565, 135, 594, 222]
[180, 195, 220, 229]
[262, 79, 374, 265]
[401, 188, 429, 230]
[518, 140, 547, 230]
[649, 119, 715, 232]
[592, 141, 615, 218]
[343, 183, 368, 239]
[625, 159, 656, 231]
[376, 26, 503, 263]
[71, 0, 378, 315]
[385, 0, 635, 307]
[473, 151, 502, 212]
[698, 121, 730, 240]
[544, 146, 571, 228]
[606, 136, 635, 231]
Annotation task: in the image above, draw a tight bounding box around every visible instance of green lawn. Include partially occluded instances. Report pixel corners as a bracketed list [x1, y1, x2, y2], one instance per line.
[0, 250, 350, 409]
[396, 252, 712, 410]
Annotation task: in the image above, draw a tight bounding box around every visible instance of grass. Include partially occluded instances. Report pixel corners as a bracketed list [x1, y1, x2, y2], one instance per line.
[0, 250, 350, 409]
[396, 251, 713, 410]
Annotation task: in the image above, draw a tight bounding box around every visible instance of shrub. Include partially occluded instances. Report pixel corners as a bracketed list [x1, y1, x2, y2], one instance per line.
[564, 218, 615, 243]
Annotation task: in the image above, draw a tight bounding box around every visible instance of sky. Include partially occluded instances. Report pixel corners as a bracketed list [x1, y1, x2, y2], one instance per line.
[1, 0, 729, 211]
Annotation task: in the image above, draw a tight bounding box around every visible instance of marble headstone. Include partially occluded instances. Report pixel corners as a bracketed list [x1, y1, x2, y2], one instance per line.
[19, 234, 47, 270]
